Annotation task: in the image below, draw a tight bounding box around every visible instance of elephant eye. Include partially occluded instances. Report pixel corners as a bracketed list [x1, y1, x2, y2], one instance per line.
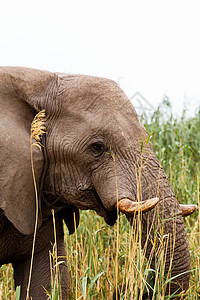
[89, 142, 105, 157]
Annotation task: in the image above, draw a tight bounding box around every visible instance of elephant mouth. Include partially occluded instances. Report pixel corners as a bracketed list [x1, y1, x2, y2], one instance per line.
[92, 192, 160, 226]
[92, 190, 117, 226]
[102, 208, 118, 226]
[42, 188, 118, 225]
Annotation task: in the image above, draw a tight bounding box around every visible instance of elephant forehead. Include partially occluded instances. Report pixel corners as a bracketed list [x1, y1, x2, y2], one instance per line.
[58, 74, 132, 112]
[55, 74, 143, 142]
[59, 91, 139, 131]
[54, 108, 143, 149]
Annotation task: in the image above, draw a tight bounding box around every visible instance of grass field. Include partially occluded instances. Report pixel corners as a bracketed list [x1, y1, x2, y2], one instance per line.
[0, 100, 199, 299]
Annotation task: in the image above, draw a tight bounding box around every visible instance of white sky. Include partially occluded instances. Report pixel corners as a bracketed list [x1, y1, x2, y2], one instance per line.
[1, 0, 200, 116]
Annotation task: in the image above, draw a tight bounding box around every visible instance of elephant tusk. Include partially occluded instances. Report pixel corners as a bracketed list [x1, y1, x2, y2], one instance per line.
[180, 204, 199, 217]
[115, 197, 159, 215]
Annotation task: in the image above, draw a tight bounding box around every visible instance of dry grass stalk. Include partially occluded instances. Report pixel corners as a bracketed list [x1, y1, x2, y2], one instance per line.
[30, 109, 46, 150]
[26, 110, 46, 300]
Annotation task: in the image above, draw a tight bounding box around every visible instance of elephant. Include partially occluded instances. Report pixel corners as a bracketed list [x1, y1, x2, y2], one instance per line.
[0, 67, 197, 299]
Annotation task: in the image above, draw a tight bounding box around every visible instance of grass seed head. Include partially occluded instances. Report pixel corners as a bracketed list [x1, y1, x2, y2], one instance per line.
[31, 109, 46, 150]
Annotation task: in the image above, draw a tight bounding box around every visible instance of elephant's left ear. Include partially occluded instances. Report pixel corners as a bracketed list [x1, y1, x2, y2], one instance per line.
[59, 205, 80, 235]
[0, 66, 57, 235]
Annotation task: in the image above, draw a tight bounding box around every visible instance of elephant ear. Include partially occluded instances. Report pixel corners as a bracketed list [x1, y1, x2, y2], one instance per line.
[0, 66, 56, 235]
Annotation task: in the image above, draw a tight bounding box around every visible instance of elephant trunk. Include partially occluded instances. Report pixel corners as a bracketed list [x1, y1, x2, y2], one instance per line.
[93, 148, 191, 296]
[140, 178, 191, 296]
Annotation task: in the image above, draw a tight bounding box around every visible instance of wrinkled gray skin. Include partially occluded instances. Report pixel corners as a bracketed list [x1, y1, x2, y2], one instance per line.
[0, 67, 190, 299]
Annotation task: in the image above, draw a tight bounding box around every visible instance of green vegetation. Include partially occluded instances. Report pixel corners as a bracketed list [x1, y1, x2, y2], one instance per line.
[0, 101, 199, 299]
[141, 98, 200, 208]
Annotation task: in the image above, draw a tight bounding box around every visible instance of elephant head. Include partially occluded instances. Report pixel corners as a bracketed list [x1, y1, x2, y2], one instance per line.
[0, 67, 195, 296]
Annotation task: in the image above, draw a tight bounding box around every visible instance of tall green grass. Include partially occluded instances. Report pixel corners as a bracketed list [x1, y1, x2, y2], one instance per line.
[141, 98, 200, 206]
[0, 100, 199, 299]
